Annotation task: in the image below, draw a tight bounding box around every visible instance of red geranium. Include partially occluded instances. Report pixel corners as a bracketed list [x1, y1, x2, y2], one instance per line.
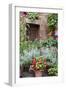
[32, 57, 36, 65]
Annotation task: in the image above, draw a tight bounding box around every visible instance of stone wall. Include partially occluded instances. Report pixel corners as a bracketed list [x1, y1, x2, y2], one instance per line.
[39, 13, 48, 40]
[26, 13, 48, 40]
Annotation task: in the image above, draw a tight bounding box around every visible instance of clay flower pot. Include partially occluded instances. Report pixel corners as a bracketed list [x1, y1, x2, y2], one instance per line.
[35, 70, 42, 77]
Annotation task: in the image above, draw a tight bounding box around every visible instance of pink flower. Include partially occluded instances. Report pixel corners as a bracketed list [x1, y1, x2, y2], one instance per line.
[20, 12, 27, 16]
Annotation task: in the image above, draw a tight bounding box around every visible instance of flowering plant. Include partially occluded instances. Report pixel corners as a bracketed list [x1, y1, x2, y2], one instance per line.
[31, 57, 47, 71]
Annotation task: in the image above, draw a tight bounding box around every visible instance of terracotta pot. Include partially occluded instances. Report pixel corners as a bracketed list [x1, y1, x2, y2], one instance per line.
[35, 70, 42, 77]
[20, 65, 23, 77]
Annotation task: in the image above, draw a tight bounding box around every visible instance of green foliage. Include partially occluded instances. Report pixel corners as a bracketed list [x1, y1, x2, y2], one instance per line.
[20, 16, 28, 54]
[23, 60, 32, 71]
[48, 65, 58, 76]
[36, 62, 45, 70]
[41, 47, 58, 65]
[20, 40, 41, 54]
[48, 13, 58, 32]
[20, 37, 58, 54]
[20, 17, 26, 42]
[42, 37, 58, 48]
[28, 12, 39, 21]
[20, 38, 58, 68]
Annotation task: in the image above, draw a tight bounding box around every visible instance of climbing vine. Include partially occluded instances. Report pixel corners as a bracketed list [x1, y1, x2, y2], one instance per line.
[27, 12, 39, 22]
[47, 13, 58, 32]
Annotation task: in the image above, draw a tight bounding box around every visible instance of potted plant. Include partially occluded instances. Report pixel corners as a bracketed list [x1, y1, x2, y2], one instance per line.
[29, 57, 47, 77]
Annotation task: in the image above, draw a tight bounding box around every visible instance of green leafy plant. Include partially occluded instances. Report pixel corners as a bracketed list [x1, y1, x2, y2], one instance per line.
[20, 16, 27, 54]
[20, 38, 58, 66]
[28, 12, 39, 22]
[48, 13, 58, 32]
[23, 60, 32, 71]
[48, 65, 58, 76]
[42, 37, 58, 48]
[31, 56, 47, 71]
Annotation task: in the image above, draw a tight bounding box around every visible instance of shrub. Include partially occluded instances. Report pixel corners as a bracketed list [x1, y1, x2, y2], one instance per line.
[48, 65, 58, 76]
[42, 37, 58, 48]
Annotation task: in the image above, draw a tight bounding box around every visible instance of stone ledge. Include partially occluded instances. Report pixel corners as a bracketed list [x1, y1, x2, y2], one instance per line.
[25, 18, 40, 25]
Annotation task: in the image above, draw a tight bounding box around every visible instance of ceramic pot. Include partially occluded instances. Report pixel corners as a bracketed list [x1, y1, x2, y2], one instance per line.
[35, 70, 42, 77]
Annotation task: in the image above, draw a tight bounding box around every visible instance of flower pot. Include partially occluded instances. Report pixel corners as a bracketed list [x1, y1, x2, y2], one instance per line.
[20, 65, 23, 77]
[35, 70, 42, 77]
